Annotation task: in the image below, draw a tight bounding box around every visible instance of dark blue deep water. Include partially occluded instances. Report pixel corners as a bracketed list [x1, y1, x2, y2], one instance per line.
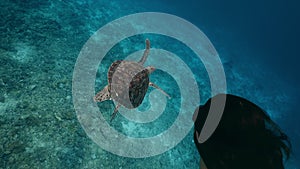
[1, 0, 299, 168]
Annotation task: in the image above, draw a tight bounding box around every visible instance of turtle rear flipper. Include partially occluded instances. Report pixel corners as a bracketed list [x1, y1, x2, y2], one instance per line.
[94, 85, 111, 102]
[149, 82, 171, 99]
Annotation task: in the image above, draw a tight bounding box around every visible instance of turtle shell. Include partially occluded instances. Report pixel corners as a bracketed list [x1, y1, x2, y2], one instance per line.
[128, 69, 149, 108]
[108, 60, 149, 109]
[107, 60, 122, 92]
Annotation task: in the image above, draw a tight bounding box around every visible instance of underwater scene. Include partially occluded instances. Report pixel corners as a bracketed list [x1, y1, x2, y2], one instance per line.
[1, 0, 299, 168]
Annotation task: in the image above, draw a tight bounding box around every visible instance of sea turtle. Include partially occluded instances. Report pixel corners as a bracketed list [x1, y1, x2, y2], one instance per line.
[94, 39, 170, 121]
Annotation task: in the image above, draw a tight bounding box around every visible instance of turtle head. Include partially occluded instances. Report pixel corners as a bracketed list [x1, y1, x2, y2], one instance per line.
[146, 66, 156, 74]
[94, 85, 111, 102]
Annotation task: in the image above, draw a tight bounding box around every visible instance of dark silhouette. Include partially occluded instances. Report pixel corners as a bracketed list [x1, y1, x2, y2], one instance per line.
[193, 94, 291, 169]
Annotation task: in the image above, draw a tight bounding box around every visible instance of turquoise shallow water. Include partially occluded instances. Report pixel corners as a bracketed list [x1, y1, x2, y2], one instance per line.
[1, 0, 299, 168]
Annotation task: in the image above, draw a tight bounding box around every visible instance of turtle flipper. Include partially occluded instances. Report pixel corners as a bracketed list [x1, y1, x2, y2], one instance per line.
[110, 103, 121, 122]
[149, 82, 171, 99]
[138, 39, 150, 65]
[94, 85, 111, 102]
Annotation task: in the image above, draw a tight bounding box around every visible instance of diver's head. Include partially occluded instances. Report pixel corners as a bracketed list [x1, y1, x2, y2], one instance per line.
[193, 94, 291, 169]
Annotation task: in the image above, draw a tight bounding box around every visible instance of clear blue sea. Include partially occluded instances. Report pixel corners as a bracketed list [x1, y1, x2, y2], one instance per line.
[0, 0, 299, 168]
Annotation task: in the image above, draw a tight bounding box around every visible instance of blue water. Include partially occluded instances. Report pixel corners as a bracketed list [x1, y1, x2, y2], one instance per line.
[0, 0, 299, 168]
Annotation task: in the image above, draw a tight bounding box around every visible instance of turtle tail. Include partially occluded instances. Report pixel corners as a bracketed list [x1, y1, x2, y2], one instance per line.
[138, 39, 150, 65]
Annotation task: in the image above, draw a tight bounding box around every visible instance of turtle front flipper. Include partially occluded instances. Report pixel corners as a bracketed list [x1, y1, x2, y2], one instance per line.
[149, 82, 171, 99]
[138, 39, 150, 65]
[94, 85, 111, 102]
[110, 103, 121, 122]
